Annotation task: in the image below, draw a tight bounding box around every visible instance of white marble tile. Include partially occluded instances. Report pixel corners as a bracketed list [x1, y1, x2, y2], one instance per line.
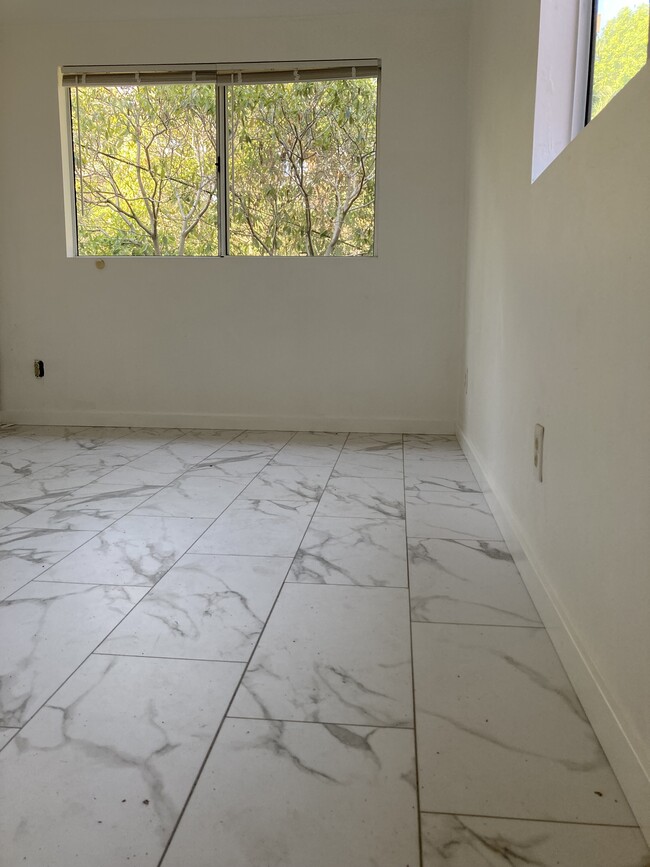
[192, 499, 316, 557]
[231, 583, 413, 727]
[412, 623, 636, 823]
[409, 539, 541, 625]
[0, 527, 96, 600]
[0, 583, 146, 726]
[0, 434, 63, 457]
[288, 516, 408, 587]
[183, 451, 271, 480]
[172, 428, 241, 446]
[333, 450, 404, 478]
[133, 475, 247, 518]
[0, 480, 82, 529]
[39, 516, 211, 586]
[14, 481, 162, 531]
[0, 478, 78, 511]
[14, 441, 113, 465]
[405, 457, 481, 493]
[406, 491, 502, 540]
[317, 476, 405, 520]
[230, 430, 295, 451]
[123, 427, 185, 441]
[343, 432, 403, 452]
[65, 426, 132, 446]
[94, 465, 186, 487]
[29, 465, 117, 489]
[241, 465, 331, 501]
[421, 813, 650, 867]
[0, 451, 61, 481]
[124, 441, 225, 475]
[0, 727, 18, 750]
[162, 718, 419, 867]
[403, 434, 464, 461]
[271, 431, 347, 466]
[0, 507, 29, 530]
[0, 654, 243, 867]
[100, 554, 291, 661]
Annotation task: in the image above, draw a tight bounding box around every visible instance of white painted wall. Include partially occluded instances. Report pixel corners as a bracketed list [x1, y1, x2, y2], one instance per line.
[0, 5, 469, 432]
[461, 0, 650, 836]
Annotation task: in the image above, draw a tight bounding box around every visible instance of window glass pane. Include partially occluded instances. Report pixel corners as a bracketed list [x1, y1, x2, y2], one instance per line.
[71, 85, 218, 256]
[227, 78, 377, 256]
[590, 0, 649, 119]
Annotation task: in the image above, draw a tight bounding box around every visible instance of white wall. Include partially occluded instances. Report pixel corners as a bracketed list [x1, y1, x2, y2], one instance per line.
[461, 0, 650, 836]
[0, 4, 469, 432]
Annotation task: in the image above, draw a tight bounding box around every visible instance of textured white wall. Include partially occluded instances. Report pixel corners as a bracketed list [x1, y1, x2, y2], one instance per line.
[0, 5, 469, 432]
[462, 0, 650, 835]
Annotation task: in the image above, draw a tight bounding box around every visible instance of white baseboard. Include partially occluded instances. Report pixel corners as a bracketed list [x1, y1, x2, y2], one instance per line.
[458, 427, 650, 844]
[0, 409, 455, 436]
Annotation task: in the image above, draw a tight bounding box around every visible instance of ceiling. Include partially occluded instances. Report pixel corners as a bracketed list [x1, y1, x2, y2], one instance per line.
[0, 0, 445, 24]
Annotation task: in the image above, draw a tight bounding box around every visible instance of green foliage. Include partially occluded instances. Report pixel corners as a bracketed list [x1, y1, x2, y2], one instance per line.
[72, 77, 377, 257]
[591, 3, 649, 118]
[73, 85, 218, 256]
[228, 79, 377, 256]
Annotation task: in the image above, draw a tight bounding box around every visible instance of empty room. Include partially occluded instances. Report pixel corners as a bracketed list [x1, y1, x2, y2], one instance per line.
[0, 0, 648, 864]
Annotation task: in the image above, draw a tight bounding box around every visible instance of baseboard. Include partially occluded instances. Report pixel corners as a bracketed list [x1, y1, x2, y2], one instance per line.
[458, 427, 650, 844]
[0, 409, 455, 436]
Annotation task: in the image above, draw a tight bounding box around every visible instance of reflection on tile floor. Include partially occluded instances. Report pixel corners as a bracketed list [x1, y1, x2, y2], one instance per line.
[0, 425, 646, 867]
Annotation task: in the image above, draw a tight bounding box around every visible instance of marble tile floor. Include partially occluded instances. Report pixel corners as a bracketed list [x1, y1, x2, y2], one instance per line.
[0, 424, 647, 867]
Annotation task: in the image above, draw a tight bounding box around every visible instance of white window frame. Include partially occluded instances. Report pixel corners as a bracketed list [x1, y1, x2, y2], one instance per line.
[58, 61, 381, 259]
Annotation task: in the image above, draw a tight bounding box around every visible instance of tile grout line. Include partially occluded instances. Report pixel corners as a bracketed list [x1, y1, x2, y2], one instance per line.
[0, 431, 291, 731]
[0, 427, 236, 536]
[402, 433, 425, 867]
[0, 428, 198, 589]
[154, 430, 350, 867]
[418, 809, 642, 829]
[3, 429, 252, 597]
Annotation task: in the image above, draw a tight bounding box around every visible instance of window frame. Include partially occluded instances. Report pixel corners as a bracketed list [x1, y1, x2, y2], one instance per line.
[584, 0, 650, 125]
[59, 61, 381, 259]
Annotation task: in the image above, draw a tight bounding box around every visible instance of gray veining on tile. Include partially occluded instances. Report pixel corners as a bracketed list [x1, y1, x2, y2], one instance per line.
[288, 516, 408, 587]
[317, 476, 405, 519]
[100, 554, 291, 661]
[405, 457, 481, 493]
[231, 583, 413, 727]
[124, 441, 225, 475]
[406, 491, 502, 540]
[0, 527, 96, 600]
[0, 654, 243, 867]
[241, 464, 332, 501]
[0, 424, 643, 867]
[421, 813, 650, 867]
[133, 474, 247, 518]
[172, 428, 241, 446]
[183, 451, 271, 479]
[0, 479, 81, 524]
[230, 430, 295, 451]
[162, 718, 419, 867]
[14, 481, 162, 531]
[271, 431, 347, 466]
[413, 623, 635, 823]
[0, 727, 18, 750]
[409, 538, 541, 625]
[403, 434, 464, 461]
[333, 450, 405, 478]
[343, 432, 403, 452]
[192, 498, 316, 557]
[38, 515, 212, 586]
[0, 582, 146, 726]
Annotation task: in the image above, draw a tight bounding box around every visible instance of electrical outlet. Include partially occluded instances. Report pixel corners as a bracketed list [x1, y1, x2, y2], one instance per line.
[534, 424, 544, 482]
[34, 360, 45, 378]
